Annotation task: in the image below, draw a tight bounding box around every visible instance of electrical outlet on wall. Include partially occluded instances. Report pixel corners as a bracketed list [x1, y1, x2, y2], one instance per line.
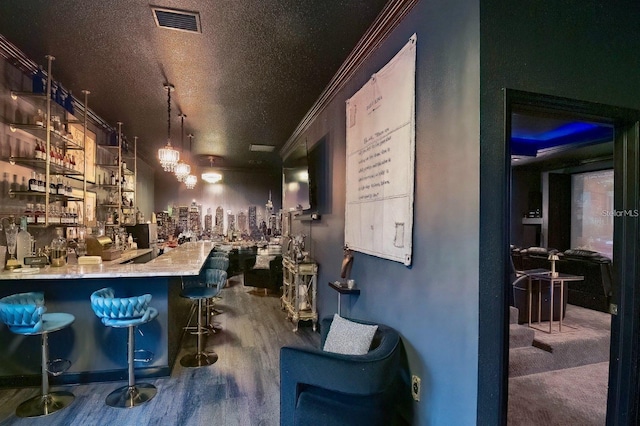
[411, 375, 421, 401]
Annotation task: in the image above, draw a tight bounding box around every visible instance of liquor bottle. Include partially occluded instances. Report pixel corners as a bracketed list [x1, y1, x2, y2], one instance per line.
[16, 216, 33, 266]
[110, 171, 116, 186]
[32, 66, 46, 94]
[34, 109, 44, 127]
[37, 174, 44, 192]
[56, 176, 64, 195]
[29, 171, 38, 192]
[60, 207, 69, 225]
[24, 203, 34, 225]
[65, 90, 75, 115]
[38, 141, 46, 160]
[50, 227, 67, 267]
[35, 204, 45, 224]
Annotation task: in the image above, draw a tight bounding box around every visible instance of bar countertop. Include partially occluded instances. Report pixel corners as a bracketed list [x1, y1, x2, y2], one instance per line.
[0, 241, 215, 280]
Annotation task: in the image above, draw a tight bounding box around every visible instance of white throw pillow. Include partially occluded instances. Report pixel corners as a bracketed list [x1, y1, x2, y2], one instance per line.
[323, 314, 378, 355]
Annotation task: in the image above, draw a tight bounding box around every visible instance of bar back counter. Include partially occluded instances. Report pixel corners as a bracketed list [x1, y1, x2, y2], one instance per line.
[0, 242, 215, 388]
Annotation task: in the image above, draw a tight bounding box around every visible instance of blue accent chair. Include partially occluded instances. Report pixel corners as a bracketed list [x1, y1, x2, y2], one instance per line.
[280, 317, 411, 426]
[0, 292, 75, 418]
[90, 287, 158, 408]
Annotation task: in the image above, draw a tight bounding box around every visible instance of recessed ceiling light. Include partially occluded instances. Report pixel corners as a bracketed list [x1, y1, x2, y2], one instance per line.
[250, 144, 275, 152]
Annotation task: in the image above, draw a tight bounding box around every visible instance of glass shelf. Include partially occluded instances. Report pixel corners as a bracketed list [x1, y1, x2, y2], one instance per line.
[9, 190, 83, 202]
[3, 157, 83, 176]
[8, 123, 84, 151]
[10, 90, 86, 124]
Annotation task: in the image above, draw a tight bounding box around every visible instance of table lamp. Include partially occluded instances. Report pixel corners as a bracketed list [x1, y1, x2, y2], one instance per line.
[548, 253, 560, 277]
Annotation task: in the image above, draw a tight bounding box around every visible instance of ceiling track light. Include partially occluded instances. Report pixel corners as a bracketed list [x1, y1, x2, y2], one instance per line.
[158, 83, 179, 172]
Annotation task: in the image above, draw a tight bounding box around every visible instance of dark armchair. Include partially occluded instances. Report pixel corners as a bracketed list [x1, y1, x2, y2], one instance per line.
[244, 255, 283, 294]
[280, 317, 410, 426]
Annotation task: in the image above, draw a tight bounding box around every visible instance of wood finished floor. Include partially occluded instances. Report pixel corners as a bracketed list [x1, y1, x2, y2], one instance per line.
[0, 276, 320, 426]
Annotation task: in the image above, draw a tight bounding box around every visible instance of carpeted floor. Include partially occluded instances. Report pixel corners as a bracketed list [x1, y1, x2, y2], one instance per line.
[508, 362, 608, 425]
[508, 304, 611, 425]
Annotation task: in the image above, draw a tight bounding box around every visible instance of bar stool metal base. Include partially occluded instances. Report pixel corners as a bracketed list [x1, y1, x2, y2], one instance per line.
[180, 351, 218, 368]
[16, 391, 75, 418]
[106, 384, 157, 408]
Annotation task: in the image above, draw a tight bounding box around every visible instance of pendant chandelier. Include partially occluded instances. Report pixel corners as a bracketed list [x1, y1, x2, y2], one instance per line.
[158, 83, 179, 172]
[174, 114, 191, 182]
[185, 174, 197, 189]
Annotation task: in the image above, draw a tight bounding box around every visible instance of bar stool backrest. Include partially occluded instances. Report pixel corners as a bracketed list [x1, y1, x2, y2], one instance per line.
[90, 287, 152, 321]
[206, 269, 228, 292]
[0, 292, 46, 333]
[208, 257, 229, 271]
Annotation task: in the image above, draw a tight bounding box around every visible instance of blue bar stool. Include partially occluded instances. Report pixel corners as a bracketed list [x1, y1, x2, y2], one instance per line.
[90, 287, 158, 408]
[180, 283, 219, 368]
[0, 292, 75, 418]
[209, 252, 229, 259]
[203, 269, 227, 331]
[207, 256, 229, 271]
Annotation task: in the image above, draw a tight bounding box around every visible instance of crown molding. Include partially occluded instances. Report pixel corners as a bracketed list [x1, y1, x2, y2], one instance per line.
[280, 0, 419, 160]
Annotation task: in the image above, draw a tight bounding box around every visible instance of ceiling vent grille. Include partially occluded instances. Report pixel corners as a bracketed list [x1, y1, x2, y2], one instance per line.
[152, 6, 201, 33]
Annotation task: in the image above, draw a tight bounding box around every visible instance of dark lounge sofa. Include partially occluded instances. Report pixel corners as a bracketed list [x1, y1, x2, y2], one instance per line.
[512, 247, 613, 319]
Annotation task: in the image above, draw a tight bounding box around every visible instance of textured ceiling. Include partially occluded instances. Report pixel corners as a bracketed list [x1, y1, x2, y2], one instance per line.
[0, 0, 388, 173]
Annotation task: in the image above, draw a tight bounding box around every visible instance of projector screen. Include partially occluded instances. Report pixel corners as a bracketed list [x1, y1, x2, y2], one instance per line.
[570, 169, 614, 259]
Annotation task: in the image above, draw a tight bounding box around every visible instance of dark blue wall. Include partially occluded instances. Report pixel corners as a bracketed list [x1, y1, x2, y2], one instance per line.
[287, 1, 480, 424]
[285, 0, 640, 423]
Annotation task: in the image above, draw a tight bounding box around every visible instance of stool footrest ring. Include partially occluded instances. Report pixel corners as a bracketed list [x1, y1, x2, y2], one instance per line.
[133, 349, 154, 363]
[46, 358, 71, 376]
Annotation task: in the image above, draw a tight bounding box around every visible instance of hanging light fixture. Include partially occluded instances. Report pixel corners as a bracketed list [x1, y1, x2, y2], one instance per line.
[202, 156, 222, 183]
[174, 161, 191, 182]
[158, 83, 179, 172]
[174, 113, 191, 182]
[185, 174, 197, 189]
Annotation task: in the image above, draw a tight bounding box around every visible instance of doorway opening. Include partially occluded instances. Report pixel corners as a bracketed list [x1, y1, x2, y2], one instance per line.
[501, 90, 640, 425]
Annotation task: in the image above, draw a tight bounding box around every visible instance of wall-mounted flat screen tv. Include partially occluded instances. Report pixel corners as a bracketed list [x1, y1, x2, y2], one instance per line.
[283, 165, 311, 212]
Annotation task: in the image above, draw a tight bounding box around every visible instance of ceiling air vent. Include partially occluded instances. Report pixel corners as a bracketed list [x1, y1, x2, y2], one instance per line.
[152, 6, 201, 33]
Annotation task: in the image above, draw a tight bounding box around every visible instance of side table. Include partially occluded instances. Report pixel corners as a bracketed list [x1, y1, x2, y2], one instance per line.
[526, 271, 584, 333]
[328, 282, 360, 316]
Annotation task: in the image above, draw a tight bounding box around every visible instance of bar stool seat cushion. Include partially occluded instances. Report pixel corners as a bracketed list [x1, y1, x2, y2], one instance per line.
[90, 288, 156, 327]
[181, 286, 218, 300]
[0, 292, 46, 334]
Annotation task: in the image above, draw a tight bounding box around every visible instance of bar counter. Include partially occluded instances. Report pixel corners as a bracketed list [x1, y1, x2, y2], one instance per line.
[0, 242, 216, 388]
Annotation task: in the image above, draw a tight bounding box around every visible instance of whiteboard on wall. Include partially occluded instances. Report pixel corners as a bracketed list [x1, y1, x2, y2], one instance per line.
[344, 34, 416, 266]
